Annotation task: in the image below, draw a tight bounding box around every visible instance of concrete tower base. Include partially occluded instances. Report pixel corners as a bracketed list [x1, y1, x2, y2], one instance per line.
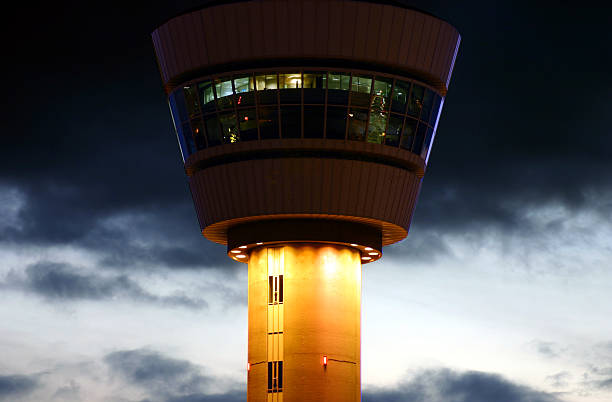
[248, 244, 361, 402]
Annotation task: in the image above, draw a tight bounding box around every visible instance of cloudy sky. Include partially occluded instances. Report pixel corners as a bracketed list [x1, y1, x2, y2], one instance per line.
[2, 1, 611, 401]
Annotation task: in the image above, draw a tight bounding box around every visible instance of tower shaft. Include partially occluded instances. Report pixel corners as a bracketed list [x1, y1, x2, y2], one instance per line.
[248, 244, 361, 402]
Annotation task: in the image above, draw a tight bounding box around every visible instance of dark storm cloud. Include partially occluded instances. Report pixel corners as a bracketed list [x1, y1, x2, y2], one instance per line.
[0, 374, 38, 398]
[104, 349, 244, 402]
[4, 261, 208, 309]
[1, 0, 610, 266]
[363, 368, 562, 402]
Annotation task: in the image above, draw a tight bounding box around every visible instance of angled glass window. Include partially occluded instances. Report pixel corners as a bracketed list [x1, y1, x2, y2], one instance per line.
[238, 109, 258, 141]
[204, 115, 222, 147]
[367, 108, 386, 144]
[256, 74, 278, 105]
[219, 112, 239, 143]
[373, 77, 393, 104]
[190, 118, 207, 150]
[420, 89, 435, 124]
[385, 114, 403, 147]
[303, 106, 324, 138]
[169, 90, 188, 122]
[429, 95, 443, 126]
[350, 75, 372, 107]
[347, 108, 368, 141]
[215, 78, 234, 110]
[181, 122, 196, 156]
[327, 72, 350, 105]
[412, 121, 427, 154]
[326, 106, 347, 139]
[234, 74, 255, 108]
[407, 83, 424, 117]
[400, 118, 417, 151]
[280, 106, 301, 138]
[303, 71, 325, 104]
[183, 85, 200, 117]
[391, 80, 410, 114]
[279, 73, 301, 104]
[258, 107, 280, 139]
[199, 81, 216, 114]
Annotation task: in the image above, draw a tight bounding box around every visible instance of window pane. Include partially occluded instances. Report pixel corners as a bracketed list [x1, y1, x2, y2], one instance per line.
[181, 122, 196, 156]
[191, 118, 207, 150]
[281, 106, 301, 138]
[373, 77, 393, 105]
[429, 95, 443, 125]
[279, 73, 302, 89]
[421, 127, 434, 160]
[407, 84, 425, 117]
[303, 71, 325, 103]
[173, 123, 190, 160]
[199, 81, 216, 114]
[367, 109, 387, 144]
[279, 73, 301, 104]
[256, 74, 278, 105]
[350, 75, 372, 93]
[215, 78, 233, 98]
[303, 106, 324, 138]
[326, 106, 347, 139]
[328, 72, 350, 90]
[215, 78, 234, 110]
[327, 72, 350, 105]
[347, 108, 367, 141]
[219, 112, 239, 143]
[256, 74, 278, 90]
[183, 85, 200, 117]
[279, 275, 283, 303]
[400, 118, 417, 151]
[420, 89, 435, 123]
[385, 114, 403, 147]
[391, 80, 409, 114]
[413, 121, 427, 154]
[169, 91, 188, 123]
[350, 75, 372, 107]
[204, 115, 222, 147]
[234, 74, 255, 108]
[278, 361, 283, 389]
[239, 109, 258, 141]
[268, 276, 273, 304]
[234, 75, 255, 92]
[258, 107, 280, 139]
[267, 362, 272, 390]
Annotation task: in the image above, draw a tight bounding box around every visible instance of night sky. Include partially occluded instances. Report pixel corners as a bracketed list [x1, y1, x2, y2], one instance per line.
[2, 1, 611, 401]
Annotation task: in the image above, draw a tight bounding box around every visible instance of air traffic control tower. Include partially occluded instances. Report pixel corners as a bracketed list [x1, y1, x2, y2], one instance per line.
[152, 1, 459, 400]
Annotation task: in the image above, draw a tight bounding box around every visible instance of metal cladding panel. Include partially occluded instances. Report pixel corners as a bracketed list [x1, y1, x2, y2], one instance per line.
[152, 0, 460, 93]
[353, 2, 369, 60]
[188, 156, 422, 246]
[404, 11, 424, 67]
[376, 6, 392, 59]
[314, 1, 329, 55]
[302, 0, 316, 56]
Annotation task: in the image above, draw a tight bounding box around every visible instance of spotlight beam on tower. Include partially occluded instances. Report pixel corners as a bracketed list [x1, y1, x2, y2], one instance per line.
[152, 1, 460, 400]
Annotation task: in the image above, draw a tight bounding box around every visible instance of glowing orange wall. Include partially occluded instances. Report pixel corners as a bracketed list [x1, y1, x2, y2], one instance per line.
[248, 244, 361, 402]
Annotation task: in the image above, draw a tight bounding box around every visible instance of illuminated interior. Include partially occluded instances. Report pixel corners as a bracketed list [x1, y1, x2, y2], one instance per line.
[168, 70, 443, 162]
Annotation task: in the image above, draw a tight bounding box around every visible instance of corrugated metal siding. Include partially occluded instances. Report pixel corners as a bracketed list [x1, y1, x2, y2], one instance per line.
[152, 0, 460, 92]
[189, 156, 422, 246]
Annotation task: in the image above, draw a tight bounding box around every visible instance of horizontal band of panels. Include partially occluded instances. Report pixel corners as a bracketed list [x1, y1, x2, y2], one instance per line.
[152, 0, 461, 93]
